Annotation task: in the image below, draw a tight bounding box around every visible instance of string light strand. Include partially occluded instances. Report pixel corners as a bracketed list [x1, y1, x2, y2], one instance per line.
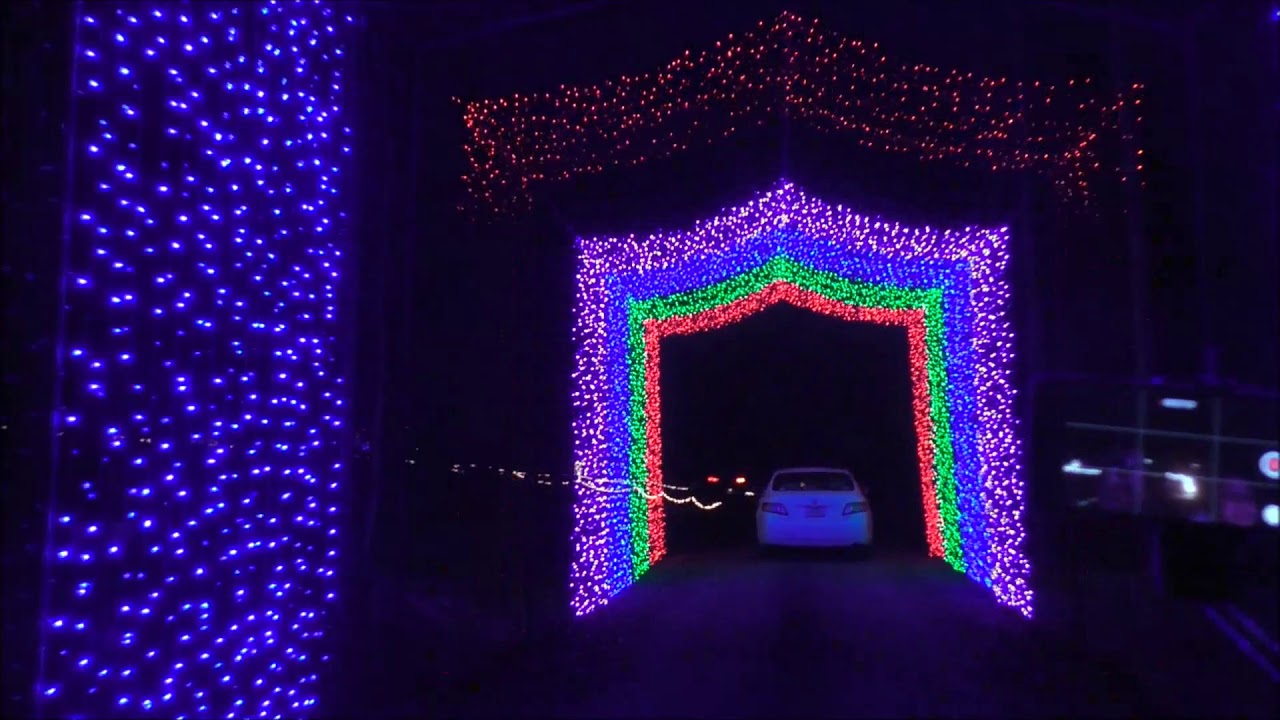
[572, 466, 725, 510]
[460, 11, 1144, 214]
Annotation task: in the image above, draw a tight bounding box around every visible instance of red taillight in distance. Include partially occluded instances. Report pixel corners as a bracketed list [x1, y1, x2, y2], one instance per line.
[843, 501, 868, 515]
[760, 502, 787, 515]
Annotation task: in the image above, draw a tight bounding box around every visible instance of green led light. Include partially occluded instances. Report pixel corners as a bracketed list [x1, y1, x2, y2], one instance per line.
[622, 256, 965, 573]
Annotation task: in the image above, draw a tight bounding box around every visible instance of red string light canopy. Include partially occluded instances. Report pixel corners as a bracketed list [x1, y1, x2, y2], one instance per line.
[460, 11, 1144, 214]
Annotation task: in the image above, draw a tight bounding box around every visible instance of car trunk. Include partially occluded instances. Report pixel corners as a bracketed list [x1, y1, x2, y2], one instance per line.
[768, 491, 863, 517]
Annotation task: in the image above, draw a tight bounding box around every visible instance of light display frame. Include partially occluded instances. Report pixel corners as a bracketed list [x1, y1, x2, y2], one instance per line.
[38, 3, 354, 718]
[571, 182, 1031, 617]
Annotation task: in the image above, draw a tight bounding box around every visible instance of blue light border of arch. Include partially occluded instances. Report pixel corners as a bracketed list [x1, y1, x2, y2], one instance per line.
[596, 236, 987, 588]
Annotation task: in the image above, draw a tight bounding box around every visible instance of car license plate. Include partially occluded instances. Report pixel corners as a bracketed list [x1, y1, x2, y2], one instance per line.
[805, 507, 825, 518]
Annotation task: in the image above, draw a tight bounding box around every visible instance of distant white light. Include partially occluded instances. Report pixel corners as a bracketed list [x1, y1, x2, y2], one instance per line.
[1164, 471, 1198, 498]
[1259, 451, 1279, 481]
[1262, 504, 1279, 528]
[1159, 397, 1198, 410]
[1062, 459, 1102, 476]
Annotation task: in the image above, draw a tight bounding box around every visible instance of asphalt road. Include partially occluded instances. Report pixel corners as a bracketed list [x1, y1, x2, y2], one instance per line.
[437, 549, 1162, 718]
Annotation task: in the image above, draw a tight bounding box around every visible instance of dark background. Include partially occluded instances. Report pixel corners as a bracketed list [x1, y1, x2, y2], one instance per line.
[2, 1, 1277, 717]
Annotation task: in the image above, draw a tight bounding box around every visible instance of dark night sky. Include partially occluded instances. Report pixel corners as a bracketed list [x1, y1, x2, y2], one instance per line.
[350, 0, 1278, 475]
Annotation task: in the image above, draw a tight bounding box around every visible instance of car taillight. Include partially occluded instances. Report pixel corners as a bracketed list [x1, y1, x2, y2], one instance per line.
[761, 502, 787, 515]
[843, 501, 868, 515]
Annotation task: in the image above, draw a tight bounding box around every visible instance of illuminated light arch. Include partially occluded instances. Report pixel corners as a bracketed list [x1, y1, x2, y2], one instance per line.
[571, 182, 1031, 618]
[642, 288, 942, 564]
[622, 259, 974, 583]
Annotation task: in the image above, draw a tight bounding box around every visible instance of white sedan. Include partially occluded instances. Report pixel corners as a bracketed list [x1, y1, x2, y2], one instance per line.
[756, 467, 873, 550]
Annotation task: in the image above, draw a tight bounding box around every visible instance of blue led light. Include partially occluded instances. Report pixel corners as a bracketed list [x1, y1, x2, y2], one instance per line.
[40, 3, 354, 717]
[603, 231, 991, 588]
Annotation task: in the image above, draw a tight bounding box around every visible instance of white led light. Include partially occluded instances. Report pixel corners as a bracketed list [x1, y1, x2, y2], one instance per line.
[1062, 459, 1103, 476]
[1262, 504, 1279, 528]
[1259, 450, 1279, 481]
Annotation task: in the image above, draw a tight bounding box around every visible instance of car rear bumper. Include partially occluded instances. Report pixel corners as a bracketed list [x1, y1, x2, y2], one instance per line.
[756, 512, 872, 547]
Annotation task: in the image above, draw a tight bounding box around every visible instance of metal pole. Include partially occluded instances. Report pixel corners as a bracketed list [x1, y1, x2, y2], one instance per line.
[362, 40, 392, 564]
[1265, 5, 1280, 386]
[1012, 3, 1049, 581]
[1015, 5, 1040, 383]
[1137, 387, 1162, 594]
[1135, 388, 1147, 516]
[35, 4, 86, 717]
[1183, 18, 1214, 385]
[1107, 18, 1155, 592]
[1111, 21, 1148, 384]
[1210, 394, 1223, 522]
[779, 20, 793, 179]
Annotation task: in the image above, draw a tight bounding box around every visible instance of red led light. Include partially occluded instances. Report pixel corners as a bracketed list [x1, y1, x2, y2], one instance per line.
[641, 281, 944, 563]
[460, 11, 1144, 214]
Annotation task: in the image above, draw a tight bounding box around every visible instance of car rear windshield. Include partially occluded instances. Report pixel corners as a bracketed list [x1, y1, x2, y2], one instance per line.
[771, 472, 855, 491]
